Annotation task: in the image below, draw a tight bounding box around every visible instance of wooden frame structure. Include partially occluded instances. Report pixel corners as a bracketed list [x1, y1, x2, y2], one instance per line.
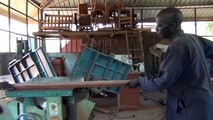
[40, 14, 73, 31]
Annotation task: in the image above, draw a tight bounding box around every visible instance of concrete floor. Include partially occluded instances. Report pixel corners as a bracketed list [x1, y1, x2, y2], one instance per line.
[93, 92, 167, 120]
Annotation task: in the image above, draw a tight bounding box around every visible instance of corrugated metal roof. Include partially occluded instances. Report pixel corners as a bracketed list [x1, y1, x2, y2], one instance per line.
[33, 0, 213, 8]
[40, 0, 213, 22]
[1, 0, 213, 23]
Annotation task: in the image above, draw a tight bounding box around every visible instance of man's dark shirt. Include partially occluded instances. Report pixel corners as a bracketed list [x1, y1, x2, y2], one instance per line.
[138, 30, 213, 120]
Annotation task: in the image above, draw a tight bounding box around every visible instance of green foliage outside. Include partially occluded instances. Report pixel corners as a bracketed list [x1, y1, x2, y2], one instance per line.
[206, 22, 213, 34]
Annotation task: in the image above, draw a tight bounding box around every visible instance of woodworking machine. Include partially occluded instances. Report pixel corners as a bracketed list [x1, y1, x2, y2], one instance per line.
[0, 47, 130, 120]
[0, 77, 128, 120]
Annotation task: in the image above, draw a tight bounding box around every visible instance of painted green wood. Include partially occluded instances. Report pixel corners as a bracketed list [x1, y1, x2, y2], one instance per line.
[46, 97, 63, 120]
[6, 89, 73, 97]
[0, 99, 16, 120]
[77, 99, 95, 120]
[22, 98, 44, 120]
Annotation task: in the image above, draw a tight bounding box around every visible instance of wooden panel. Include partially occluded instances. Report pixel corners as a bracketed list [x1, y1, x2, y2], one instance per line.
[78, 3, 88, 15]
[61, 38, 82, 53]
[118, 72, 141, 110]
[79, 14, 91, 26]
[142, 32, 161, 52]
[118, 87, 140, 110]
[71, 39, 77, 52]
[76, 38, 82, 52]
[14, 80, 130, 90]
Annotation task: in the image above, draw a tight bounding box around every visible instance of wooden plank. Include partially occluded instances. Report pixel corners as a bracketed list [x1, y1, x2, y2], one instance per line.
[33, 30, 127, 37]
[41, 26, 70, 30]
[14, 80, 130, 90]
[46, 15, 72, 17]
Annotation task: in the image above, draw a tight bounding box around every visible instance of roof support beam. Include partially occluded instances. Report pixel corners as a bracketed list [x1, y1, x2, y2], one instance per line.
[46, 0, 67, 8]
[140, 17, 213, 23]
[8, 0, 11, 52]
[26, 0, 29, 39]
[29, 0, 41, 9]
[45, 4, 213, 9]
[40, 0, 53, 9]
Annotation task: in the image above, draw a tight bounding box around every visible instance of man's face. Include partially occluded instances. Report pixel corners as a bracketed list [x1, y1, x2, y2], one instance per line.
[156, 14, 173, 39]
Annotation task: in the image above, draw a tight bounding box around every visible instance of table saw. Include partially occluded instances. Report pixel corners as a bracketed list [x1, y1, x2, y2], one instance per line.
[0, 77, 129, 120]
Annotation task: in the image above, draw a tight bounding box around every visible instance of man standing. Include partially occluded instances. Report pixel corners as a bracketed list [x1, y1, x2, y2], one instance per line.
[126, 7, 213, 120]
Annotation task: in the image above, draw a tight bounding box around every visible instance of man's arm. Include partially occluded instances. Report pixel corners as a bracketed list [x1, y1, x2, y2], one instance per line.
[199, 36, 213, 59]
[143, 40, 189, 91]
[127, 39, 188, 91]
[0, 81, 15, 91]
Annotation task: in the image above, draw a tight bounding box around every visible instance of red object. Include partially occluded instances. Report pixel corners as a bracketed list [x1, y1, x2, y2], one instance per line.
[51, 57, 67, 76]
[78, 3, 88, 15]
[71, 39, 77, 52]
[118, 72, 142, 110]
[61, 38, 82, 52]
[76, 38, 82, 52]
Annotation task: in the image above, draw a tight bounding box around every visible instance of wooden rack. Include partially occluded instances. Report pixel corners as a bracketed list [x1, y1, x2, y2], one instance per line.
[40, 14, 73, 31]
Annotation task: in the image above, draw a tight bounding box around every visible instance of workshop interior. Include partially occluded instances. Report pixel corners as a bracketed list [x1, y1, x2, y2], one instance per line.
[0, 0, 212, 120]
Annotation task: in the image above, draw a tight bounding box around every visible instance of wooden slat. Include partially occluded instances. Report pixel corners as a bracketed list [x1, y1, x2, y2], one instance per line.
[41, 26, 70, 30]
[41, 14, 72, 31]
[14, 80, 130, 90]
[46, 15, 72, 17]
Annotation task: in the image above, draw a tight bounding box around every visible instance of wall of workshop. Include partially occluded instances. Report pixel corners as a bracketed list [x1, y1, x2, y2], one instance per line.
[0, 53, 16, 75]
[142, 31, 161, 78]
[61, 38, 82, 53]
[88, 37, 128, 54]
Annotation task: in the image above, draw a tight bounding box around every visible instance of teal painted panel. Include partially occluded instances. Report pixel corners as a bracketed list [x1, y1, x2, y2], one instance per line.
[8, 48, 56, 83]
[71, 47, 131, 93]
[6, 89, 73, 97]
[46, 97, 63, 120]
[77, 99, 95, 120]
[0, 99, 16, 120]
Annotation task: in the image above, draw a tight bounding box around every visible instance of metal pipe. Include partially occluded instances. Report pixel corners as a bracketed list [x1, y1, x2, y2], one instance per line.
[26, 0, 29, 40]
[0, 29, 34, 38]
[8, 0, 11, 52]
[141, 9, 143, 28]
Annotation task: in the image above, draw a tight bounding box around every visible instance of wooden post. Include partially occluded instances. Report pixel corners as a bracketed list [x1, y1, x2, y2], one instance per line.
[194, 8, 197, 35]
[34, 35, 38, 50]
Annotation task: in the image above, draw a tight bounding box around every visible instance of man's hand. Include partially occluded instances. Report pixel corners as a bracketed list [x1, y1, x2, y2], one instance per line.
[126, 79, 140, 88]
[0, 81, 15, 91]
